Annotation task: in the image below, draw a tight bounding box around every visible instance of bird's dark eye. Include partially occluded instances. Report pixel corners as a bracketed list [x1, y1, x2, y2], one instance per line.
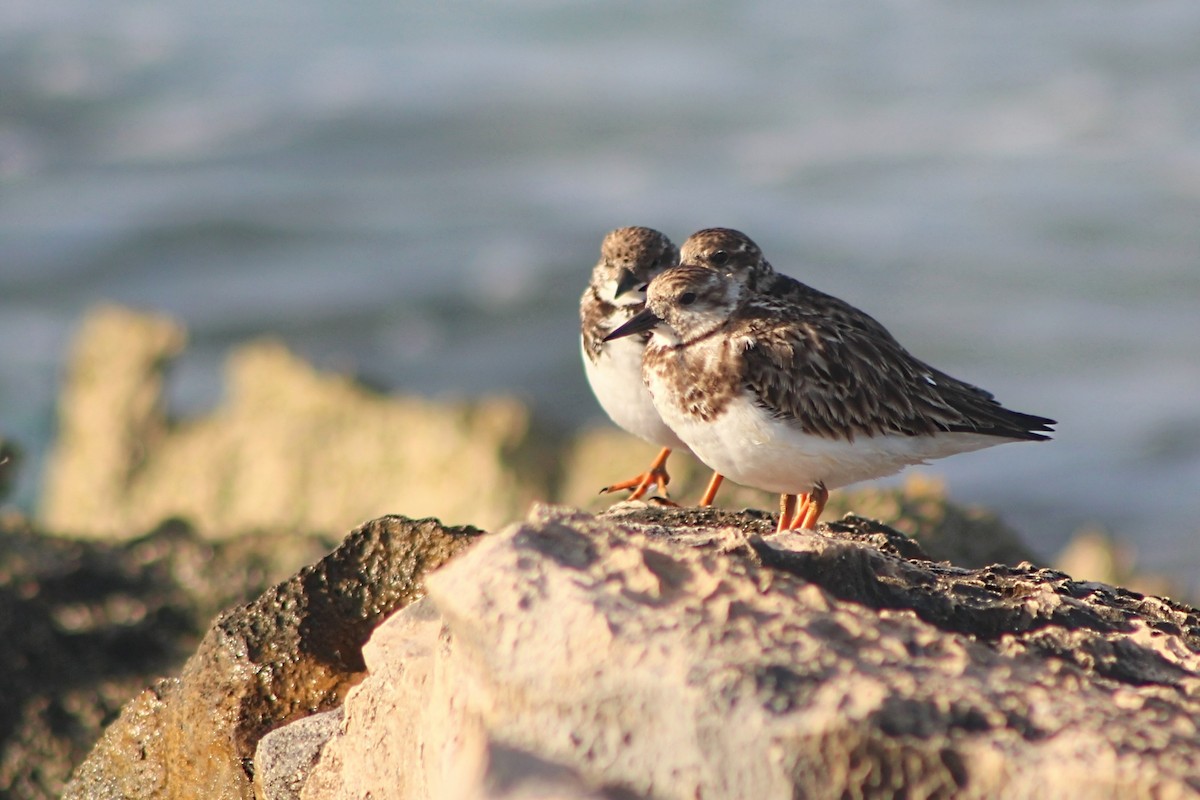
[709, 250, 729, 267]
[679, 291, 697, 306]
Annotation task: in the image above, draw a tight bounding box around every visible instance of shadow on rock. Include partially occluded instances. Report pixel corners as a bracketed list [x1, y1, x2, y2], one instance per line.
[0, 513, 336, 799]
[62, 514, 481, 800]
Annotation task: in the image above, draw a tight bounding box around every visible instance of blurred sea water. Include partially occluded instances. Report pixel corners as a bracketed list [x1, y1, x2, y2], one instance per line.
[2, 1, 1199, 586]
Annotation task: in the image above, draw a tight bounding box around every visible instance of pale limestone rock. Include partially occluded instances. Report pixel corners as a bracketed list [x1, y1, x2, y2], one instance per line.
[297, 506, 1200, 799]
[299, 598, 487, 800]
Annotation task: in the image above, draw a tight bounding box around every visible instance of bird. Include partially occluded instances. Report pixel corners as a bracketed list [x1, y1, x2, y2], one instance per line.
[605, 228, 1055, 531]
[580, 226, 724, 505]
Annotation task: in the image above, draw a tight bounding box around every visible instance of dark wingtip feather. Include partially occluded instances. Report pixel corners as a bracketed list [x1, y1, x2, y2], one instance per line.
[1009, 410, 1057, 439]
[950, 409, 1056, 441]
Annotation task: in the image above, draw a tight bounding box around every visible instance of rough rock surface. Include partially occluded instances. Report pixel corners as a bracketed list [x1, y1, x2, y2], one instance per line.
[40, 306, 555, 539]
[0, 511, 333, 800]
[253, 709, 343, 800]
[63, 515, 482, 800]
[297, 504, 1200, 800]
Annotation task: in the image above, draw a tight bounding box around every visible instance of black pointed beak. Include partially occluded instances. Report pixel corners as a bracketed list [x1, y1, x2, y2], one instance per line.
[603, 307, 661, 342]
[614, 268, 641, 298]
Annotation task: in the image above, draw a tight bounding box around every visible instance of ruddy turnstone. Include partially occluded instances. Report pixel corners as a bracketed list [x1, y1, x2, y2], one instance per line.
[605, 229, 1055, 530]
[581, 226, 724, 504]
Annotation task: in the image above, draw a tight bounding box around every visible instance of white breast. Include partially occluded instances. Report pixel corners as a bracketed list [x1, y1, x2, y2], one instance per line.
[649, 383, 1015, 494]
[582, 335, 688, 452]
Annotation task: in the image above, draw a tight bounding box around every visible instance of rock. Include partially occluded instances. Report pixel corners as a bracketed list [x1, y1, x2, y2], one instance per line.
[254, 709, 343, 800]
[1056, 527, 1176, 599]
[29, 305, 1186, 798]
[295, 597, 472, 800]
[820, 473, 1037, 568]
[298, 596, 611, 800]
[299, 505, 1200, 799]
[0, 512, 333, 800]
[63, 515, 482, 800]
[39, 306, 186, 536]
[40, 306, 555, 540]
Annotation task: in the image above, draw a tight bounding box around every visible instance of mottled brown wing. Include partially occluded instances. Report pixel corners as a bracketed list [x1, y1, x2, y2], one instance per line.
[579, 286, 611, 362]
[739, 295, 1054, 442]
[753, 270, 1002, 403]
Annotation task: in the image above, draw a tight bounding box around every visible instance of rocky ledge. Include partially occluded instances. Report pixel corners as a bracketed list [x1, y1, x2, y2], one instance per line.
[64, 504, 1200, 800]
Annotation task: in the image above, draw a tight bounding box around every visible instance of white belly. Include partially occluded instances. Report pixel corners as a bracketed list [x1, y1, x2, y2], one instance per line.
[582, 336, 688, 452]
[652, 387, 1014, 494]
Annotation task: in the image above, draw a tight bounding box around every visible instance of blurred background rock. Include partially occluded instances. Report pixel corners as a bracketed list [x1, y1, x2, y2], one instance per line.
[39, 306, 553, 537]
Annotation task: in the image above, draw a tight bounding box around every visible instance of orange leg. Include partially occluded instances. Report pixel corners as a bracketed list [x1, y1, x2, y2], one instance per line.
[697, 473, 725, 507]
[790, 484, 829, 530]
[796, 494, 813, 527]
[777, 494, 798, 533]
[600, 447, 672, 500]
[778, 493, 812, 532]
